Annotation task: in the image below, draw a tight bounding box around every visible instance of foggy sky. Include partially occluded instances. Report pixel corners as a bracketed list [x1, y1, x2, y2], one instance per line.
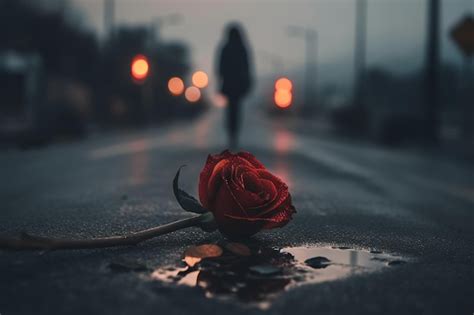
[66, 0, 472, 87]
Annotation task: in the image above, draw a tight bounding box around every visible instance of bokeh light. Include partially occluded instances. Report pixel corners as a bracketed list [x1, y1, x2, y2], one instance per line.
[275, 77, 292, 91]
[213, 94, 228, 108]
[274, 129, 294, 154]
[185, 86, 201, 103]
[192, 71, 209, 88]
[274, 89, 292, 108]
[168, 77, 185, 96]
[131, 55, 149, 81]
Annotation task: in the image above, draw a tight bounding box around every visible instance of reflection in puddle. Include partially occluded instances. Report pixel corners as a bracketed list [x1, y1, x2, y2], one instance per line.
[150, 245, 405, 309]
[283, 246, 401, 286]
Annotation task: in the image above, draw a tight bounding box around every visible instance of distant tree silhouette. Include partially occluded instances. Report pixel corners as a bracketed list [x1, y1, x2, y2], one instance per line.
[0, 0, 100, 85]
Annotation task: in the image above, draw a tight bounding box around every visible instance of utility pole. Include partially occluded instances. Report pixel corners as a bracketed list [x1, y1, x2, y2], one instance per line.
[104, 0, 115, 40]
[353, 0, 367, 110]
[450, 15, 474, 140]
[423, 0, 441, 143]
[287, 26, 318, 113]
[145, 14, 183, 122]
[306, 30, 318, 112]
[99, 0, 115, 125]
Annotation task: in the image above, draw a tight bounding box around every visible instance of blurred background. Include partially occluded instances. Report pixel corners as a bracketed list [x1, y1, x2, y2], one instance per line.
[1, 3, 473, 313]
[0, 0, 472, 152]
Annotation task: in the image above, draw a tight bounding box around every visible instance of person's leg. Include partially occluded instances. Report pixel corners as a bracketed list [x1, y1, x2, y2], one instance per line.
[232, 100, 241, 148]
[226, 99, 240, 149]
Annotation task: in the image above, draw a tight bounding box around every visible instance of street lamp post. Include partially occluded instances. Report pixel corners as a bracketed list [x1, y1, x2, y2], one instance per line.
[353, 0, 367, 110]
[104, 0, 115, 40]
[144, 14, 183, 122]
[287, 26, 318, 113]
[423, 0, 441, 143]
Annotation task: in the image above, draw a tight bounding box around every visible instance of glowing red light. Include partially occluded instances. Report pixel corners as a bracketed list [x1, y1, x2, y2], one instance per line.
[275, 77, 293, 91]
[192, 71, 209, 88]
[131, 55, 149, 81]
[168, 77, 185, 95]
[274, 77, 293, 109]
[274, 89, 292, 108]
[185, 86, 201, 103]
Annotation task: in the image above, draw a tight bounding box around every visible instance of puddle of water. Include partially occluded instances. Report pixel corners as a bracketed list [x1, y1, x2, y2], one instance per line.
[150, 245, 405, 309]
[283, 246, 402, 287]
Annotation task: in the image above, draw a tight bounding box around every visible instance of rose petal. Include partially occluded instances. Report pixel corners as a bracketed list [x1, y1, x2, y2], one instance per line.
[222, 163, 277, 210]
[246, 169, 289, 215]
[262, 196, 296, 229]
[223, 195, 296, 229]
[242, 171, 260, 192]
[256, 169, 287, 187]
[237, 152, 266, 169]
[198, 150, 296, 238]
[230, 164, 245, 190]
[199, 151, 262, 209]
[229, 178, 278, 210]
[206, 159, 230, 207]
[199, 150, 234, 208]
[212, 180, 267, 237]
[199, 155, 221, 208]
[225, 165, 282, 215]
[228, 188, 262, 210]
[213, 179, 247, 219]
[233, 156, 257, 168]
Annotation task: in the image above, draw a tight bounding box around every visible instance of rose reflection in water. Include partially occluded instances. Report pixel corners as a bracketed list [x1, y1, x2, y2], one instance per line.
[151, 245, 405, 309]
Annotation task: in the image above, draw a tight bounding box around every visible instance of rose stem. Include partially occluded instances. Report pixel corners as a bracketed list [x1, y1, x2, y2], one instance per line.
[0, 215, 203, 250]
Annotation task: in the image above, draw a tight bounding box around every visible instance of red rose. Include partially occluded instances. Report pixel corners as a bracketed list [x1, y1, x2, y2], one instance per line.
[199, 150, 296, 238]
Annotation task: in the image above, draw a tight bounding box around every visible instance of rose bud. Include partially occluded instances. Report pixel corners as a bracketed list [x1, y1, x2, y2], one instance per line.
[199, 150, 296, 238]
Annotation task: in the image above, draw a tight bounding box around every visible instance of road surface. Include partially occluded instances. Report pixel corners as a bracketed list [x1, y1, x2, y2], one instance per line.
[0, 108, 473, 314]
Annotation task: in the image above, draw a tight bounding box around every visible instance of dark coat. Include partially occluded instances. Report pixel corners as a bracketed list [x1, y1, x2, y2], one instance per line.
[217, 41, 252, 100]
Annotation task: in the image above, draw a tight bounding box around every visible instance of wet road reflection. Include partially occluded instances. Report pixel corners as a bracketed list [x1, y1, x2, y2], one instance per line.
[273, 128, 294, 154]
[128, 150, 150, 186]
[150, 244, 406, 309]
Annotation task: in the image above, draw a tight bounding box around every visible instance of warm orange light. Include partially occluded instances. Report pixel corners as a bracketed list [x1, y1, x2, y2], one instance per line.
[192, 71, 209, 88]
[168, 77, 185, 96]
[274, 89, 292, 108]
[275, 77, 292, 91]
[274, 129, 294, 153]
[185, 86, 201, 103]
[131, 55, 149, 81]
[213, 94, 228, 108]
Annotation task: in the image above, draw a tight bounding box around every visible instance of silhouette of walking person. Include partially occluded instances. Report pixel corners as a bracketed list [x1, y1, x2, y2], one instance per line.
[216, 23, 253, 149]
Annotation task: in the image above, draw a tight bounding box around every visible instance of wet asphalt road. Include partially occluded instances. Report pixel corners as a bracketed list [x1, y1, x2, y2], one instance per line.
[0, 109, 473, 315]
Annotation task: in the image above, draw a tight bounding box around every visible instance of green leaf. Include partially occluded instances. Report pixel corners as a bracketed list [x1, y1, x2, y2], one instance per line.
[198, 212, 217, 232]
[173, 166, 208, 214]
